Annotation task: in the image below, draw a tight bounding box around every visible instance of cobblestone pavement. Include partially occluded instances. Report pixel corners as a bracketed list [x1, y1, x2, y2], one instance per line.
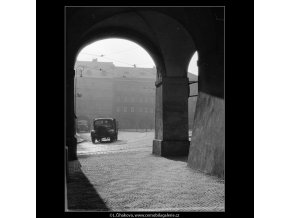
[68, 131, 224, 212]
[77, 131, 154, 155]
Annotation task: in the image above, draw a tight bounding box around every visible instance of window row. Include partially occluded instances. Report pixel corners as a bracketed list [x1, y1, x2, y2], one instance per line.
[116, 96, 154, 103]
[116, 107, 154, 113]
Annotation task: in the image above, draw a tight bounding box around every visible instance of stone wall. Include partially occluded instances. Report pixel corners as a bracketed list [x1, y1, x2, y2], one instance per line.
[187, 92, 225, 178]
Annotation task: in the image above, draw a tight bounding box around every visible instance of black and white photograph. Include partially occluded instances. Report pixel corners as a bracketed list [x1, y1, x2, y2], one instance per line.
[10, 0, 290, 217]
[65, 6, 225, 212]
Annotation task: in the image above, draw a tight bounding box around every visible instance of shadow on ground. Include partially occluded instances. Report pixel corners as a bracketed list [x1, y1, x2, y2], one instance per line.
[164, 156, 188, 163]
[67, 170, 109, 211]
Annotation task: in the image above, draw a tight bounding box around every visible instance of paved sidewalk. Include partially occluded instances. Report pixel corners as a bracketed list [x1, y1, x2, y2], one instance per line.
[67, 149, 224, 212]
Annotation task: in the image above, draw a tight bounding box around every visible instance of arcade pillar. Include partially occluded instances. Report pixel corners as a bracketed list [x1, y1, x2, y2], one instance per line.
[153, 77, 190, 156]
[66, 68, 77, 161]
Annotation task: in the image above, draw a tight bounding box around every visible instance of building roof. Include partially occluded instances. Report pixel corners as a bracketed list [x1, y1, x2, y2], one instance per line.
[188, 73, 198, 81]
[75, 59, 156, 79]
[75, 59, 198, 80]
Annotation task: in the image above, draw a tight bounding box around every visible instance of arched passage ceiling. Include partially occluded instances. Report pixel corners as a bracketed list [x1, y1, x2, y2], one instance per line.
[66, 8, 217, 78]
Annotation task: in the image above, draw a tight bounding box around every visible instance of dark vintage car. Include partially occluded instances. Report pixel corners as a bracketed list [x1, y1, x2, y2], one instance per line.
[91, 118, 118, 143]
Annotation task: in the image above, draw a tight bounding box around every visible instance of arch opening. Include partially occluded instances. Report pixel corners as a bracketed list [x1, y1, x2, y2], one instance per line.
[187, 52, 199, 134]
[74, 38, 157, 149]
[73, 27, 166, 80]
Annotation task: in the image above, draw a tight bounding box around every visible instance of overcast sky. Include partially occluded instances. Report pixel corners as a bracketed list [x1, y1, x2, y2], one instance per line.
[77, 38, 198, 76]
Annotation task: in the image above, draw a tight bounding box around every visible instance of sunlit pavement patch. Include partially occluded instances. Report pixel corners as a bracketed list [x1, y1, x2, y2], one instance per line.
[122, 207, 224, 212]
[77, 132, 154, 155]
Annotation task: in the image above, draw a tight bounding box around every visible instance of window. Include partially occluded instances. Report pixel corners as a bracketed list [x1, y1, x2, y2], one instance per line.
[124, 96, 128, 102]
[124, 107, 127, 112]
[139, 107, 143, 113]
[150, 108, 153, 113]
[116, 107, 120, 112]
[94, 119, 113, 128]
[116, 96, 121, 102]
[131, 107, 134, 112]
[131, 97, 135, 102]
[144, 107, 148, 113]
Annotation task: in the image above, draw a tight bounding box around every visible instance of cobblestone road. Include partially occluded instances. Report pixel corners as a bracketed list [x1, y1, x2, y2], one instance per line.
[68, 131, 224, 212]
[77, 131, 154, 155]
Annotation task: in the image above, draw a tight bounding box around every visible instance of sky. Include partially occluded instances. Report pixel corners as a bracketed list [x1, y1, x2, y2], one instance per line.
[77, 38, 198, 75]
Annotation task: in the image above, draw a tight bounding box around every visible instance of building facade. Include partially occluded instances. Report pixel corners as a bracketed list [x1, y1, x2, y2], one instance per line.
[75, 59, 156, 130]
[75, 59, 197, 130]
[112, 78, 155, 129]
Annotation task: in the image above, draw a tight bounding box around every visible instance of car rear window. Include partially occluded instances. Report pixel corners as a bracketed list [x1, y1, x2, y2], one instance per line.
[94, 120, 113, 127]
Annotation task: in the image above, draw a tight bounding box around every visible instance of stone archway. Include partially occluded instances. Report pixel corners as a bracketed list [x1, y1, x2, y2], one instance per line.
[67, 9, 196, 158]
[66, 7, 225, 177]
